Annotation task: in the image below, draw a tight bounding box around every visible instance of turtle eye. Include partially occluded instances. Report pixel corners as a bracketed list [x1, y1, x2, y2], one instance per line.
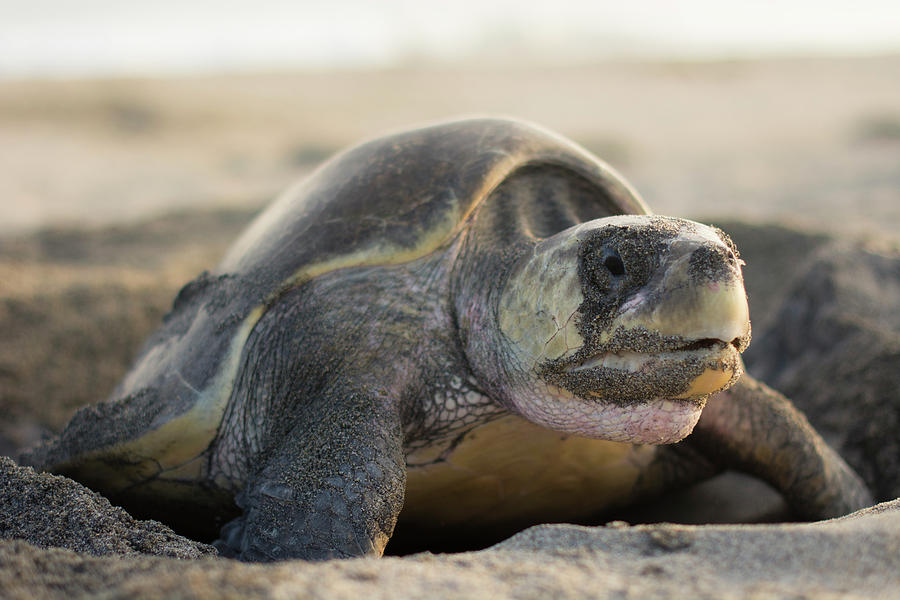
[603, 254, 626, 277]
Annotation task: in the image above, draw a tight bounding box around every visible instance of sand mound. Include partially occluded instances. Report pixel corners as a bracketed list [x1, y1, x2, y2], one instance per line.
[0, 456, 214, 559]
[2, 499, 898, 599]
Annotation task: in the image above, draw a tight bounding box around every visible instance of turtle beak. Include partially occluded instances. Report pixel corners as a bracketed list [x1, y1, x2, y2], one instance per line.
[619, 235, 750, 347]
[603, 230, 751, 397]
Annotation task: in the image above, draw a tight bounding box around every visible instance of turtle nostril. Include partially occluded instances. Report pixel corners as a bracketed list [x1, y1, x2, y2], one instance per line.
[604, 255, 626, 277]
[689, 244, 736, 282]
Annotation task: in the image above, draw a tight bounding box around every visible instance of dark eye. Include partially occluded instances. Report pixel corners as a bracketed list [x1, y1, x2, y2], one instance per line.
[604, 255, 626, 277]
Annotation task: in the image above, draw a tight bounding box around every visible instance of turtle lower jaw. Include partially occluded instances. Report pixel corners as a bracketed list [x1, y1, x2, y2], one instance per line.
[566, 348, 706, 373]
[565, 339, 742, 400]
[569, 339, 733, 372]
[565, 340, 742, 399]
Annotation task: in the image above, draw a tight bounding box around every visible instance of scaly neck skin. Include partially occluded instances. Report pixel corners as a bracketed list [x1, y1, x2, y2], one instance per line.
[327, 245, 510, 433]
[450, 229, 535, 413]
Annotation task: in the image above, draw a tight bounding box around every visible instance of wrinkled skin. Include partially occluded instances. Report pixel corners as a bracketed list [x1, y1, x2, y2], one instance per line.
[22, 119, 872, 561]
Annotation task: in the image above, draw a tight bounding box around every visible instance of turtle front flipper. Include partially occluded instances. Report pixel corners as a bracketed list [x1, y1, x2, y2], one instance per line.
[685, 369, 872, 519]
[215, 391, 406, 562]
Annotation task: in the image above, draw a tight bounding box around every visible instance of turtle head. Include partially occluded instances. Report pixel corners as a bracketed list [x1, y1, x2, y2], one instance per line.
[490, 215, 750, 444]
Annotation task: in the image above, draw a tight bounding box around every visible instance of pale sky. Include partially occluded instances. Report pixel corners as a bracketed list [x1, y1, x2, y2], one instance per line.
[2, 0, 899, 77]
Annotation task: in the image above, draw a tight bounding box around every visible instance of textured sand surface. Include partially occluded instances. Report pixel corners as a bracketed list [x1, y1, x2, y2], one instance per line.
[0, 457, 214, 559]
[2, 499, 898, 599]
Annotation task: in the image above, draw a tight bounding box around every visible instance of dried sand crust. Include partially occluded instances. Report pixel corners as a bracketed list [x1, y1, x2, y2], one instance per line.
[1, 213, 899, 597]
[1, 490, 898, 599]
[0, 457, 214, 559]
[1, 454, 899, 598]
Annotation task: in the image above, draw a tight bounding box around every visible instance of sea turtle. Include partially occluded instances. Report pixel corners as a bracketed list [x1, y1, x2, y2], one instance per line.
[23, 118, 871, 561]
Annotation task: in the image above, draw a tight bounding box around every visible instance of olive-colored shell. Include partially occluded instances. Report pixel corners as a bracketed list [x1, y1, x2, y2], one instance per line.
[27, 118, 649, 491]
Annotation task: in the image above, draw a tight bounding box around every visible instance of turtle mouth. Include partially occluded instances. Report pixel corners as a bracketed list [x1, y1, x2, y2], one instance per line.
[567, 337, 740, 374]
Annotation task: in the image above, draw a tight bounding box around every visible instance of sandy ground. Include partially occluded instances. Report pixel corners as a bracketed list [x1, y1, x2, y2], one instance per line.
[3, 449, 899, 598]
[1, 57, 900, 596]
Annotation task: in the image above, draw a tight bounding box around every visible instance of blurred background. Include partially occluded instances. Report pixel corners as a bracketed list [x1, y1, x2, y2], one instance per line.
[1, 0, 899, 238]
